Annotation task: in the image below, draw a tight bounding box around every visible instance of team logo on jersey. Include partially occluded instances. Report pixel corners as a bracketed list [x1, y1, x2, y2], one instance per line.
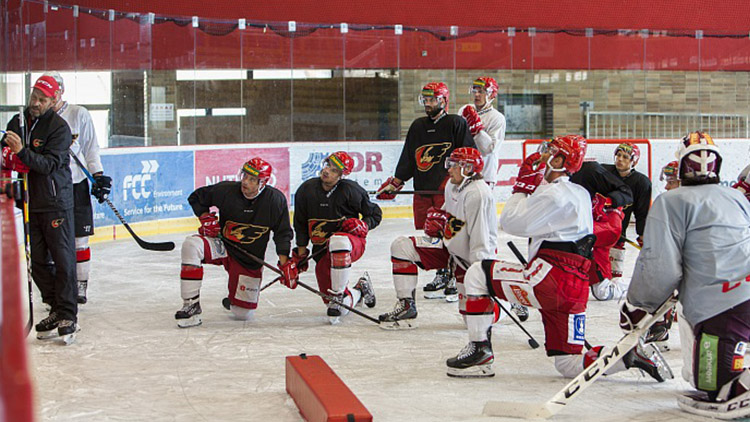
[51, 218, 64, 228]
[222, 220, 269, 244]
[568, 313, 586, 345]
[308, 217, 345, 245]
[442, 216, 465, 240]
[33, 139, 44, 148]
[415, 142, 451, 172]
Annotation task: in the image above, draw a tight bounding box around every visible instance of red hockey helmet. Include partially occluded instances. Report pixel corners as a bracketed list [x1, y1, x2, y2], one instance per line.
[419, 82, 450, 110]
[548, 135, 587, 174]
[241, 157, 273, 183]
[327, 151, 355, 176]
[660, 160, 679, 182]
[470, 77, 498, 100]
[614, 142, 641, 168]
[677, 131, 722, 181]
[445, 147, 484, 175]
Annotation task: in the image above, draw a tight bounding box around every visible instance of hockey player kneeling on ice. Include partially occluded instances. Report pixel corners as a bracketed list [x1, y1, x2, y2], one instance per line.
[379, 147, 501, 330]
[289, 151, 381, 324]
[175, 158, 293, 328]
[447, 135, 670, 381]
[621, 132, 750, 420]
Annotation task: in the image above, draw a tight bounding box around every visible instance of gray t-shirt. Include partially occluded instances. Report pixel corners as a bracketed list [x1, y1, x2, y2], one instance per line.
[628, 184, 750, 326]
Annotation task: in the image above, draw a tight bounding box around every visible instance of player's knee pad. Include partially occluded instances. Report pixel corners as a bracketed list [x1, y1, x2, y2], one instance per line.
[464, 295, 494, 314]
[329, 235, 353, 268]
[180, 264, 203, 280]
[75, 237, 91, 262]
[230, 305, 255, 321]
[181, 235, 205, 266]
[464, 262, 490, 296]
[390, 235, 417, 261]
[555, 354, 586, 378]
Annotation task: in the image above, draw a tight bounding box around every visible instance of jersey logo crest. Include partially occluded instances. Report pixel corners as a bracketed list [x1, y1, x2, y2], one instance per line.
[222, 221, 269, 244]
[415, 142, 451, 172]
[442, 216, 465, 240]
[308, 218, 345, 245]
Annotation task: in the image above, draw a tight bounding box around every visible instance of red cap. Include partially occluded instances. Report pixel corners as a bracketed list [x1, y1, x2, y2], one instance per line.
[33, 75, 60, 98]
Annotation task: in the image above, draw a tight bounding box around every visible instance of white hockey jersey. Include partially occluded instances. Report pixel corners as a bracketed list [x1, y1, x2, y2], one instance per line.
[58, 102, 103, 183]
[442, 178, 498, 267]
[628, 184, 750, 326]
[457, 103, 506, 185]
[500, 176, 593, 259]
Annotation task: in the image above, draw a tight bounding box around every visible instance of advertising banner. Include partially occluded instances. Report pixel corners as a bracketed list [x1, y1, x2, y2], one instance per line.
[194, 146, 290, 199]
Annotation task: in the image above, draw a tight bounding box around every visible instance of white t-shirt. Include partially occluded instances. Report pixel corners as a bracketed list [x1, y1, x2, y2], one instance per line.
[58, 102, 103, 184]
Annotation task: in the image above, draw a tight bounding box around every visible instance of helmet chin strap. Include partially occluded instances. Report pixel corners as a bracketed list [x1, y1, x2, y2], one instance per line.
[546, 154, 566, 173]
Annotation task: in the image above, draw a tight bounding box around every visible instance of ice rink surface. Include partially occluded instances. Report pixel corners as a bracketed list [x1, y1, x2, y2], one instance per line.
[28, 219, 710, 421]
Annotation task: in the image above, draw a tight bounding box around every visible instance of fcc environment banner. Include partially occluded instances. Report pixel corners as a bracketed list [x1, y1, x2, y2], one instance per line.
[95, 150, 195, 226]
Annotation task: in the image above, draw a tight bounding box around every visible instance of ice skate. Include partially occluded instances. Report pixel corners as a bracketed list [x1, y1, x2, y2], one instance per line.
[57, 319, 81, 345]
[175, 297, 202, 328]
[444, 275, 458, 303]
[35, 311, 60, 340]
[222, 297, 231, 311]
[644, 309, 674, 352]
[623, 341, 674, 382]
[327, 291, 344, 325]
[77, 280, 88, 304]
[354, 272, 376, 308]
[510, 303, 529, 322]
[378, 297, 418, 330]
[446, 340, 495, 378]
[423, 269, 450, 299]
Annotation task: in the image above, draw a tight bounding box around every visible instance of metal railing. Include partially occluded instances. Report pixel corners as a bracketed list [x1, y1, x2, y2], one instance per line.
[586, 111, 749, 139]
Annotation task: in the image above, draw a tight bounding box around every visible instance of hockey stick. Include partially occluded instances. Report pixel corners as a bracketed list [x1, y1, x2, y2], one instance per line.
[621, 236, 642, 250]
[483, 294, 678, 419]
[18, 111, 33, 335]
[222, 240, 380, 324]
[69, 153, 175, 251]
[259, 248, 327, 291]
[367, 190, 443, 195]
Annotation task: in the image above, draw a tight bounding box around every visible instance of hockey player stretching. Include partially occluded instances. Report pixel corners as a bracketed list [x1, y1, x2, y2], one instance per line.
[379, 147, 498, 329]
[175, 158, 293, 327]
[446, 135, 670, 381]
[621, 132, 750, 419]
[288, 151, 380, 324]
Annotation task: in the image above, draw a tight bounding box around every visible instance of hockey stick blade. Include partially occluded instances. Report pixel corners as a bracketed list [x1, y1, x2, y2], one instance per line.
[483, 295, 679, 419]
[105, 199, 175, 251]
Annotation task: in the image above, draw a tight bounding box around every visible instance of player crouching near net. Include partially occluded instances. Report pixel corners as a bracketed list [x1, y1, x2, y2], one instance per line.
[285, 151, 381, 324]
[175, 158, 293, 327]
[446, 135, 671, 381]
[621, 132, 750, 419]
[378, 147, 501, 330]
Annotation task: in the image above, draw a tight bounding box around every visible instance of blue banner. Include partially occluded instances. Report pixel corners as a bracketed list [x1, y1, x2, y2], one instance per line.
[94, 151, 195, 226]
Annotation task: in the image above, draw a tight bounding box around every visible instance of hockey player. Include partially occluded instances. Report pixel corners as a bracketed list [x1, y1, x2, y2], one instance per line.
[45, 71, 112, 304]
[289, 151, 380, 324]
[620, 132, 750, 419]
[569, 156, 633, 301]
[457, 77, 506, 189]
[175, 158, 293, 328]
[378, 147, 498, 329]
[446, 135, 670, 382]
[376, 82, 475, 301]
[605, 142, 652, 287]
[732, 164, 750, 201]
[661, 160, 681, 191]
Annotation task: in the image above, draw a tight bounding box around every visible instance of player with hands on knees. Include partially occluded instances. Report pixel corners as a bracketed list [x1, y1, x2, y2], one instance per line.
[175, 157, 293, 327]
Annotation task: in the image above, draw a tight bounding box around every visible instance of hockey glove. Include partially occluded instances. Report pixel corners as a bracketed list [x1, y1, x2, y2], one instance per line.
[198, 212, 220, 237]
[592, 193, 613, 222]
[1, 146, 29, 173]
[619, 300, 649, 333]
[91, 174, 112, 203]
[512, 152, 546, 195]
[342, 218, 369, 238]
[375, 176, 403, 200]
[279, 259, 299, 289]
[292, 248, 310, 273]
[424, 207, 449, 238]
[732, 180, 750, 201]
[461, 105, 484, 137]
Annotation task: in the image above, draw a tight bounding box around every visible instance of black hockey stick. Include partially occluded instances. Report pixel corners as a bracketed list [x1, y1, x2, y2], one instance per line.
[620, 236, 642, 250]
[222, 239, 380, 324]
[260, 248, 327, 291]
[367, 190, 443, 195]
[18, 111, 33, 335]
[69, 153, 174, 251]
[507, 241, 594, 350]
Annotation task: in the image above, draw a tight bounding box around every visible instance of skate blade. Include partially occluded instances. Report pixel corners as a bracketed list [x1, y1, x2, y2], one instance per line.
[36, 329, 59, 340]
[423, 290, 446, 299]
[447, 364, 495, 378]
[378, 319, 418, 330]
[329, 316, 342, 325]
[176, 316, 202, 328]
[445, 294, 458, 303]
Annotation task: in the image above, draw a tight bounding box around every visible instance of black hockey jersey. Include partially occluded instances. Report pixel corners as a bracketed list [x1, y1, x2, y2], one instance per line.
[188, 182, 292, 270]
[570, 161, 633, 209]
[602, 164, 652, 237]
[394, 113, 475, 190]
[294, 178, 382, 255]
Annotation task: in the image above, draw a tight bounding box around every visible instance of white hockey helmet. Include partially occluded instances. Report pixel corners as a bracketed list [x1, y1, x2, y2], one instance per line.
[676, 131, 722, 182]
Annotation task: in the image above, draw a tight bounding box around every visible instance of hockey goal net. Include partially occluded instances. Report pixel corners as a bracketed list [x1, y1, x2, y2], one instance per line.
[0, 192, 34, 422]
[522, 139, 653, 179]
